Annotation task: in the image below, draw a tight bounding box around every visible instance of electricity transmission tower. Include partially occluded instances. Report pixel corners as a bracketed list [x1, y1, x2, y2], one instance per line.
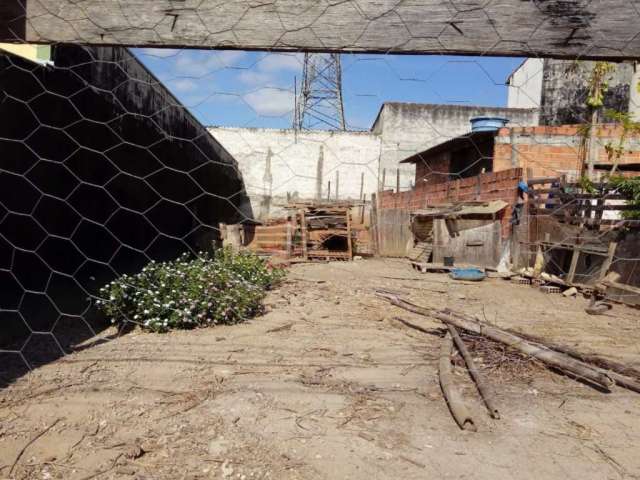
[295, 53, 346, 130]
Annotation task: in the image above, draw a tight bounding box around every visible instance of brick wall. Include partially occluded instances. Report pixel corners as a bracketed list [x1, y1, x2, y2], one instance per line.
[415, 151, 451, 185]
[494, 124, 640, 179]
[378, 168, 522, 237]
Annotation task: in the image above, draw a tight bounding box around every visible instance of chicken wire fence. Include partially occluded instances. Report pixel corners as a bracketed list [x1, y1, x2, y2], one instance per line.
[1, 12, 640, 385]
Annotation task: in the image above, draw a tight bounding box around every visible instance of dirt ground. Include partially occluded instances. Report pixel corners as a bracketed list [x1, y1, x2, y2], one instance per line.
[1, 258, 640, 480]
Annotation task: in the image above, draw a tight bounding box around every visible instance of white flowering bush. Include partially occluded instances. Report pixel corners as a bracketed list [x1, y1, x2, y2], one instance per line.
[96, 248, 285, 332]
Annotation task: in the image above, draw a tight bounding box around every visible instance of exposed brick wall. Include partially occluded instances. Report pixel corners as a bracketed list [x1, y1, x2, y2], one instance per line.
[494, 124, 640, 179]
[415, 151, 451, 185]
[378, 168, 522, 237]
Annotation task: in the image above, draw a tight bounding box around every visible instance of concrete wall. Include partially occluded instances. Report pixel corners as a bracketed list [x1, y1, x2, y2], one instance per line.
[540, 60, 633, 126]
[0, 45, 250, 380]
[508, 59, 637, 125]
[507, 59, 544, 110]
[208, 127, 381, 220]
[371, 103, 539, 192]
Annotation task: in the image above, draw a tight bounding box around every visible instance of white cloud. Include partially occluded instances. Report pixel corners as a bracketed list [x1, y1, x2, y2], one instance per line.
[238, 70, 273, 86]
[137, 48, 181, 58]
[257, 53, 303, 72]
[174, 50, 247, 77]
[244, 88, 294, 116]
[216, 50, 246, 66]
[167, 78, 198, 93]
[235, 53, 302, 87]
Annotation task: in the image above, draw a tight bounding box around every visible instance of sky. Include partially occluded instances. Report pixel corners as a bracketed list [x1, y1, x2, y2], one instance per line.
[133, 48, 524, 131]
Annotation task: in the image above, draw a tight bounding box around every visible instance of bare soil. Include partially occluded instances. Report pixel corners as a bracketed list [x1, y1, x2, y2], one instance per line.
[1, 258, 640, 480]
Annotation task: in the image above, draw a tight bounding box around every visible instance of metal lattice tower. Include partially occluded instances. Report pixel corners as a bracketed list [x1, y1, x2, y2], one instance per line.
[295, 53, 346, 130]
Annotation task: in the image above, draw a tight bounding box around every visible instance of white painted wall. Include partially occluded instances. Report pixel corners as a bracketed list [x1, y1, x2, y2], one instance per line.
[507, 58, 544, 110]
[209, 103, 539, 221]
[208, 127, 381, 220]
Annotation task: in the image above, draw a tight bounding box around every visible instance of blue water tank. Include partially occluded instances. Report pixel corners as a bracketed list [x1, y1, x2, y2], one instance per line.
[470, 116, 509, 132]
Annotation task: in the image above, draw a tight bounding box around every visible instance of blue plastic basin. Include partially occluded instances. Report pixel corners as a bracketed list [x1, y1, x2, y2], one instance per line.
[449, 267, 486, 281]
[470, 116, 509, 132]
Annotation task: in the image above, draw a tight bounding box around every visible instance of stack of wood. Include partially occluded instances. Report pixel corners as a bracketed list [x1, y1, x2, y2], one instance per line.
[289, 202, 354, 260]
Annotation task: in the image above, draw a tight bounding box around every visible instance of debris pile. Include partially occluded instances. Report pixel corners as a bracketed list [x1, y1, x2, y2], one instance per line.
[376, 290, 640, 430]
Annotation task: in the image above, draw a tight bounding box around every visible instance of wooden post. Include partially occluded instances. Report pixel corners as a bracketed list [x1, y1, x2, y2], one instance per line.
[346, 207, 353, 260]
[286, 217, 293, 258]
[371, 192, 379, 256]
[299, 209, 308, 260]
[335, 170, 340, 200]
[361, 193, 366, 224]
[396, 168, 400, 193]
[381, 168, 386, 192]
[327, 181, 331, 201]
[598, 242, 617, 282]
[359, 171, 364, 200]
[586, 109, 598, 179]
[566, 246, 581, 285]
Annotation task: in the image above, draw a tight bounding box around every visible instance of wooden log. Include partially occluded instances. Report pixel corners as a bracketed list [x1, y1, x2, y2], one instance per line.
[439, 333, 477, 432]
[376, 294, 615, 390]
[443, 308, 640, 394]
[4, 1, 640, 59]
[491, 327, 640, 392]
[447, 325, 500, 419]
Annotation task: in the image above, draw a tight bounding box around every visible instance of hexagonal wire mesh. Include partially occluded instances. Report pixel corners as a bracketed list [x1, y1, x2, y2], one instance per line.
[2, 3, 640, 389]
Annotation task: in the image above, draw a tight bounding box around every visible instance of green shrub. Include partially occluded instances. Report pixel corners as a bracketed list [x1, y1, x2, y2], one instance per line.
[609, 175, 640, 219]
[96, 249, 285, 332]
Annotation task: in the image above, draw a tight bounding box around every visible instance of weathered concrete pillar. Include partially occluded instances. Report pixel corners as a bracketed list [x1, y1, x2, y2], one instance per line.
[510, 130, 519, 167]
[263, 147, 273, 195]
[262, 147, 273, 219]
[316, 145, 324, 200]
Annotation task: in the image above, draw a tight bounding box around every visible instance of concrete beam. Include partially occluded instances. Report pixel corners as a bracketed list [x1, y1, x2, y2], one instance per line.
[1, 1, 640, 60]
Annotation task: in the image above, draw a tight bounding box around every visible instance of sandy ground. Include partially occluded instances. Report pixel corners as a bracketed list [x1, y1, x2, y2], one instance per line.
[1, 258, 640, 480]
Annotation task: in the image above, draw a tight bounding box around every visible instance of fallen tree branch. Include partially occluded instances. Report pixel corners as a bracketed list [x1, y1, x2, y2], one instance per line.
[376, 292, 615, 391]
[499, 326, 640, 382]
[447, 325, 500, 419]
[439, 333, 477, 431]
[9, 418, 61, 476]
[443, 309, 640, 394]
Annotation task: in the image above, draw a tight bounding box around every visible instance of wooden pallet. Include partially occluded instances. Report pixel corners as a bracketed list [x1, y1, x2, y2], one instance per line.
[408, 241, 433, 262]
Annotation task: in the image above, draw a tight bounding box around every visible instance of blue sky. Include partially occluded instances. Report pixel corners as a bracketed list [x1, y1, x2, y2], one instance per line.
[133, 48, 524, 130]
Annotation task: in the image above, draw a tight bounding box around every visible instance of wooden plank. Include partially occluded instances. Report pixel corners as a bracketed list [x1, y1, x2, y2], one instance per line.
[371, 193, 379, 256]
[597, 242, 617, 283]
[299, 209, 308, 261]
[4, 2, 640, 61]
[534, 204, 637, 212]
[528, 177, 560, 186]
[603, 279, 640, 296]
[566, 247, 581, 285]
[286, 219, 293, 258]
